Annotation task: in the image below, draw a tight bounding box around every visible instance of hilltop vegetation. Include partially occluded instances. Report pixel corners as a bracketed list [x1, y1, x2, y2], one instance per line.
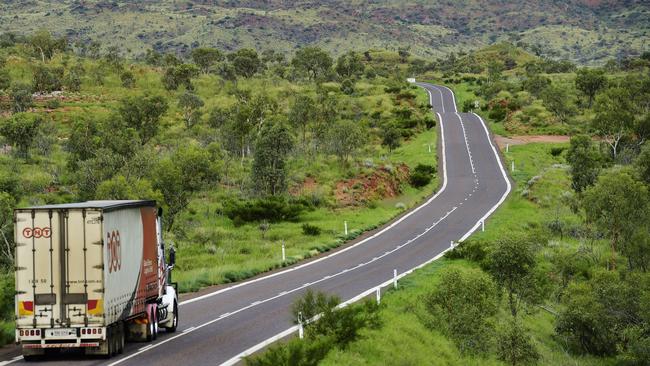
[0, 1, 648, 64]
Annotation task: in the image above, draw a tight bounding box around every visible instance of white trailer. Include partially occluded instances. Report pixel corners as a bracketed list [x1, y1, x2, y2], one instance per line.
[14, 200, 178, 360]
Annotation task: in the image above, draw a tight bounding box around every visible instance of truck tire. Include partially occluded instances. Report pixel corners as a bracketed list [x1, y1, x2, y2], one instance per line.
[165, 301, 178, 333]
[146, 307, 157, 342]
[117, 323, 125, 354]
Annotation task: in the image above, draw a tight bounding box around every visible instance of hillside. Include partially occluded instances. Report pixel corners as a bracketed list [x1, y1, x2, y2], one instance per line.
[0, 1, 648, 64]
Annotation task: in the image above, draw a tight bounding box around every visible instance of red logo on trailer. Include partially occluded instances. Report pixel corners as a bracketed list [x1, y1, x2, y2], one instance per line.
[107, 231, 122, 273]
[23, 227, 51, 239]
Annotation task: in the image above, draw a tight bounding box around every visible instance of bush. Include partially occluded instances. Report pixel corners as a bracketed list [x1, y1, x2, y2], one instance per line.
[497, 320, 540, 366]
[444, 239, 489, 262]
[45, 99, 61, 109]
[410, 163, 436, 188]
[120, 71, 136, 88]
[224, 196, 306, 223]
[550, 146, 565, 157]
[302, 223, 321, 236]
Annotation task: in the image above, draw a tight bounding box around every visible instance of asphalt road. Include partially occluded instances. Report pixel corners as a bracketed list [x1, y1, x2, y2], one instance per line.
[0, 83, 511, 366]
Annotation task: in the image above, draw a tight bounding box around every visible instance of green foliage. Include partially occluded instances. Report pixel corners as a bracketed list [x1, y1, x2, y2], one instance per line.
[191, 47, 223, 73]
[496, 319, 540, 366]
[29, 29, 66, 61]
[0, 113, 43, 158]
[230, 48, 262, 78]
[409, 163, 435, 188]
[177, 91, 204, 128]
[325, 120, 366, 163]
[424, 266, 498, 354]
[288, 95, 314, 145]
[556, 271, 650, 356]
[292, 47, 333, 81]
[582, 168, 650, 270]
[252, 122, 294, 196]
[163, 63, 199, 91]
[335, 51, 364, 80]
[95, 175, 162, 202]
[381, 125, 401, 152]
[9, 83, 33, 113]
[224, 196, 305, 223]
[120, 70, 135, 88]
[592, 87, 637, 160]
[566, 135, 600, 193]
[301, 223, 321, 236]
[118, 94, 169, 144]
[485, 236, 547, 317]
[0, 69, 9, 91]
[339, 79, 354, 95]
[636, 143, 650, 185]
[32, 64, 63, 93]
[540, 84, 576, 124]
[575, 68, 607, 108]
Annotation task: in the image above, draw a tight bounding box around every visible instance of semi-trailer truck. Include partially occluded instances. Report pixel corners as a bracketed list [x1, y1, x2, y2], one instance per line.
[14, 200, 178, 360]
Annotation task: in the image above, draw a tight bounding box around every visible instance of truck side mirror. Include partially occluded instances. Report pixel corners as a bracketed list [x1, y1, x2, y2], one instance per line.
[169, 246, 176, 267]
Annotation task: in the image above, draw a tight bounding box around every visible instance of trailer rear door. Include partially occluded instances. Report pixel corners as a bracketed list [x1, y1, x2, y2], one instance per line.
[15, 209, 104, 329]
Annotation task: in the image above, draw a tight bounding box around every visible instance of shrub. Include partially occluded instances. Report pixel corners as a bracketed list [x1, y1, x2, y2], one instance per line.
[550, 146, 565, 157]
[224, 196, 306, 223]
[410, 163, 436, 188]
[302, 223, 321, 236]
[496, 320, 540, 366]
[120, 71, 136, 88]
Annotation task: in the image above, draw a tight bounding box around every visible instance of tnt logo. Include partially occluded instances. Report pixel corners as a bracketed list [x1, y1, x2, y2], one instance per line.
[107, 231, 121, 273]
[22, 227, 51, 239]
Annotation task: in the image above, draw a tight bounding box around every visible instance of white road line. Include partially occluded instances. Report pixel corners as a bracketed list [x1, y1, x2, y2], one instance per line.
[0, 356, 23, 366]
[109, 84, 496, 366]
[220, 85, 505, 366]
[456, 113, 476, 174]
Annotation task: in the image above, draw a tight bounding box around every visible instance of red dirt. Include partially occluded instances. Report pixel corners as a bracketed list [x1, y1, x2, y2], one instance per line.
[289, 177, 318, 196]
[335, 164, 410, 207]
[495, 135, 571, 149]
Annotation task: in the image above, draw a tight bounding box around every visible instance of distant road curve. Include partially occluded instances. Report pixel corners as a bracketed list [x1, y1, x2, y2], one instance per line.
[1, 83, 510, 366]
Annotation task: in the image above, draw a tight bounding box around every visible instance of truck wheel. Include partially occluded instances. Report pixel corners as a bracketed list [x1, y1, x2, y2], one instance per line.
[107, 325, 115, 357]
[146, 308, 157, 342]
[165, 301, 178, 333]
[117, 323, 125, 354]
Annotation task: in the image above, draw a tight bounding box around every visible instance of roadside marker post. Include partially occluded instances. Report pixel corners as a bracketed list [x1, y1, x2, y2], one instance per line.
[393, 269, 398, 289]
[428, 144, 432, 153]
[376, 287, 381, 304]
[481, 220, 485, 232]
[450, 240, 454, 249]
[506, 143, 509, 153]
[511, 161, 515, 172]
[344, 221, 348, 236]
[298, 312, 304, 339]
[281, 242, 286, 262]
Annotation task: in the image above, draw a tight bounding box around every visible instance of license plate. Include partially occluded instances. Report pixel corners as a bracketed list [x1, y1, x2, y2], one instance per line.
[45, 328, 76, 337]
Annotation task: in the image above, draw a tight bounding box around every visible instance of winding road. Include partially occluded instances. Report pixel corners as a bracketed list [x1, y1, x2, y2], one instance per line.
[0, 83, 511, 366]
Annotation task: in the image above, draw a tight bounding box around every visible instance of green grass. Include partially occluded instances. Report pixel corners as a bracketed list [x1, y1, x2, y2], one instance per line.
[316, 140, 615, 365]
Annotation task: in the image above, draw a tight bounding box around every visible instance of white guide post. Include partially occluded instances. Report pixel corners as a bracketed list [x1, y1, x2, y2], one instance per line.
[344, 221, 348, 236]
[281, 242, 286, 262]
[481, 220, 485, 232]
[376, 287, 381, 304]
[393, 269, 398, 289]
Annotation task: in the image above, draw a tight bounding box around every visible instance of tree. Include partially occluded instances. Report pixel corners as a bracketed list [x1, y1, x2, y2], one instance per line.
[230, 48, 262, 78]
[486, 236, 547, 317]
[66, 117, 102, 169]
[326, 120, 366, 163]
[335, 51, 364, 79]
[178, 92, 204, 128]
[425, 267, 498, 354]
[191, 47, 223, 73]
[0, 192, 15, 264]
[566, 135, 600, 193]
[251, 122, 294, 196]
[575, 68, 607, 108]
[9, 83, 32, 113]
[32, 65, 63, 93]
[540, 84, 576, 124]
[340, 79, 354, 95]
[397, 47, 410, 63]
[291, 47, 333, 81]
[96, 175, 162, 202]
[592, 87, 636, 160]
[288, 95, 314, 146]
[0, 113, 42, 158]
[216, 62, 237, 83]
[153, 145, 217, 230]
[583, 169, 649, 270]
[144, 49, 163, 66]
[120, 70, 135, 88]
[29, 29, 66, 62]
[381, 125, 401, 152]
[487, 60, 505, 83]
[636, 143, 650, 184]
[497, 320, 540, 366]
[522, 75, 550, 98]
[162, 64, 199, 91]
[118, 94, 168, 145]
